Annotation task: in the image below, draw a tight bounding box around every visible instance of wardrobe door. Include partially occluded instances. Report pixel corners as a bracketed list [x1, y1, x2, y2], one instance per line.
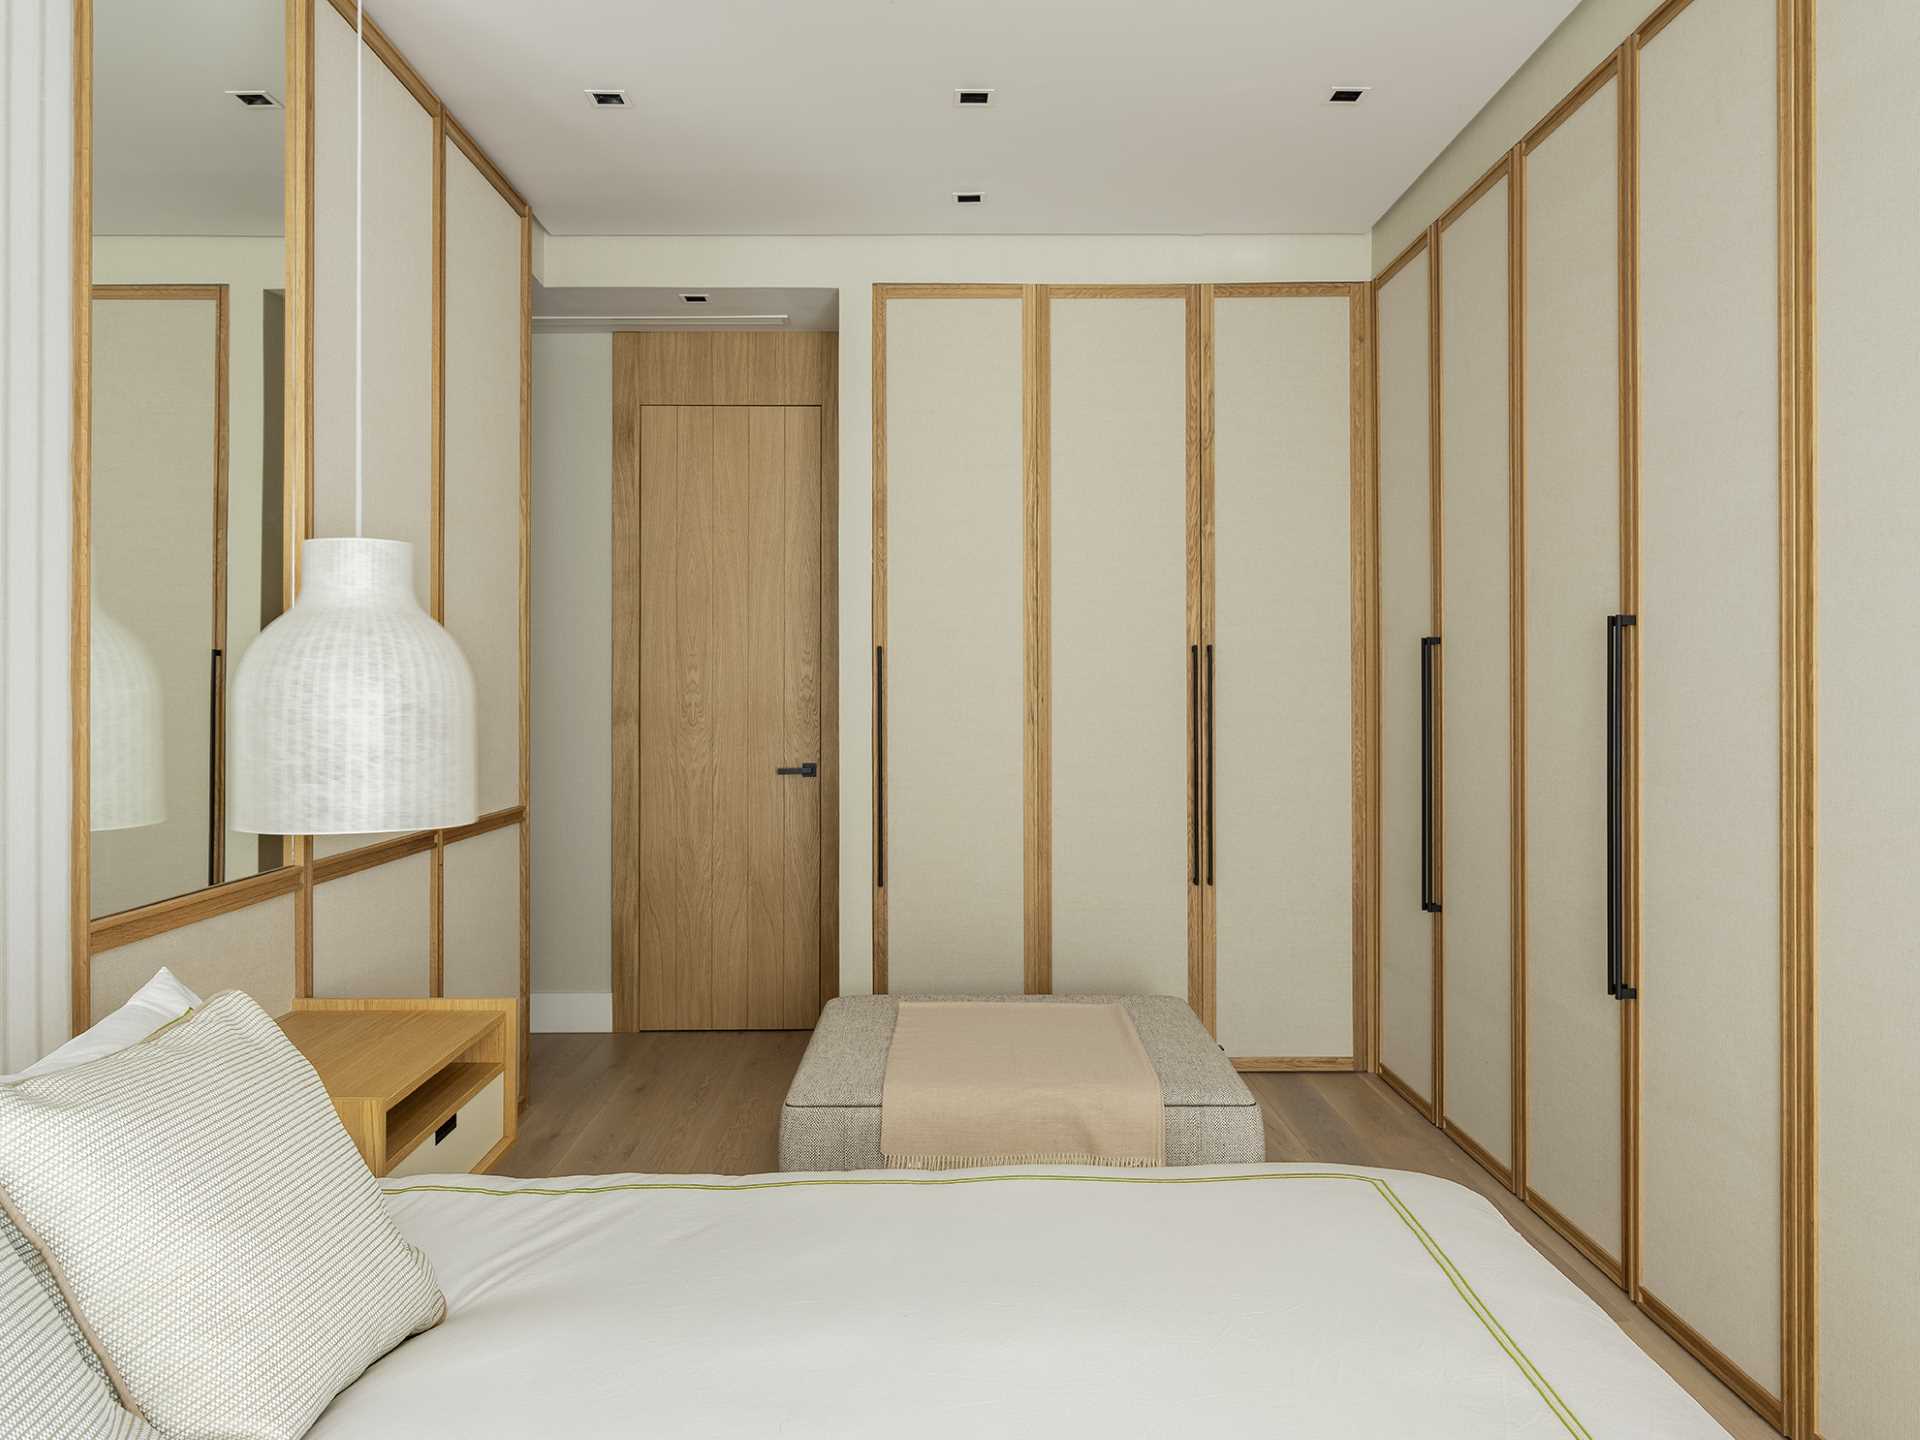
[1818, 0, 1920, 1433]
[1437, 174, 1514, 1176]
[879, 295, 1026, 993]
[1375, 250, 1437, 1107]
[1637, 0, 1784, 1406]
[1521, 70, 1628, 1277]
[1048, 292, 1195, 1000]
[1210, 290, 1354, 1062]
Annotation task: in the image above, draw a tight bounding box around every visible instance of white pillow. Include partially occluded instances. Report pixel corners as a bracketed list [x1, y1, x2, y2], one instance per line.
[4, 967, 202, 1083]
[0, 991, 446, 1440]
[0, 1231, 157, 1439]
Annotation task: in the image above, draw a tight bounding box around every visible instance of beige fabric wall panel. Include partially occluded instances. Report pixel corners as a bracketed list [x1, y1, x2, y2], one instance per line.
[1211, 294, 1354, 1059]
[443, 143, 526, 816]
[1438, 180, 1513, 1167]
[89, 896, 296, 1024]
[1818, 0, 1920, 1433]
[530, 334, 614, 997]
[1048, 297, 1190, 998]
[883, 299, 1025, 993]
[442, 827, 522, 997]
[313, 7, 435, 857]
[88, 296, 219, 919]
[1637, 0, 1783, 1398]
[310, 852, 432, 997]
[1521, 77, 1624, 1261]
[1375, 255, 1435, 1099]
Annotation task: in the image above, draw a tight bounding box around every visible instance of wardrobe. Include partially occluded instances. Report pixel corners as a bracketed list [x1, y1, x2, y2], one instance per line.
[1374, 0, 1805, 1430]
[873, 283, 1367, 1065]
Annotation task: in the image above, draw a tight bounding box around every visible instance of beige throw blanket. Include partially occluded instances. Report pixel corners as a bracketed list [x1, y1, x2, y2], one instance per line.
[880, 1001, 1166, 1169]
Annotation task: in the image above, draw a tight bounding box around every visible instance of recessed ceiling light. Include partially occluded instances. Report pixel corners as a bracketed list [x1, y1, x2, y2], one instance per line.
[1328, 86, 1370, 104]
[954, 191, 985, 205]
[586, 88, 629, 108]
[226, 89, 281, 109]
[954, 88, 994, 107]
[681, 293, 710, 304]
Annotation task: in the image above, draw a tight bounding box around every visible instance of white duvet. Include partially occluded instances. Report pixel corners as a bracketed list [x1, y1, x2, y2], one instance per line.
[310, 1163, 1730, 1438]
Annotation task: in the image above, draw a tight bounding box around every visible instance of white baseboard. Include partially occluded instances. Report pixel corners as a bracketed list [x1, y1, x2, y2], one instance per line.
[531, 992, 614, 1033]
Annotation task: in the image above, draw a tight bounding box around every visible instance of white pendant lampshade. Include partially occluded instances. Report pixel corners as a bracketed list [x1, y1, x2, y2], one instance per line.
[228, 538, 475, 835]
[89, 602, 165, 831]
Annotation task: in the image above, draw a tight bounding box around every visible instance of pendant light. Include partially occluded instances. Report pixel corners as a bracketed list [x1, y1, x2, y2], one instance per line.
[228, 0, 476, 836]
[89, 603, 164, 831]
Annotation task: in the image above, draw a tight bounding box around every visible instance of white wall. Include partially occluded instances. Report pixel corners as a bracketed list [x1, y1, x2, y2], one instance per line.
[533, 232, 1369, 1006]
[1, 0, 76, 1073]
[1370, 0, 1650, 268]
[529, 332, 611, 1015]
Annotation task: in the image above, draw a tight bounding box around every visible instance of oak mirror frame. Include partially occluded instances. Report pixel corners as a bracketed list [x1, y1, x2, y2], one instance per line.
[72, 0, 310, 1018]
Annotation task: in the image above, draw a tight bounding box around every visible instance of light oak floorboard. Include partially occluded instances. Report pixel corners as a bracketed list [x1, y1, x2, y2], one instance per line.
[491, 1036, 1772, 1438]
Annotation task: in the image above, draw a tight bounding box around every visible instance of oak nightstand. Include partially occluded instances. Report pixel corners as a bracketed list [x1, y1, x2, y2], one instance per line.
[277, 997, 520, 1178]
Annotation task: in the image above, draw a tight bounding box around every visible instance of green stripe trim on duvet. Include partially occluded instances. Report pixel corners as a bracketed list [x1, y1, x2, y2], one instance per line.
[383, 1170, 1593, 1439]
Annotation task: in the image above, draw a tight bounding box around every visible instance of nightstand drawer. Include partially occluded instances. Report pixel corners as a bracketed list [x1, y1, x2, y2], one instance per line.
[388, 1072, 506, 1178]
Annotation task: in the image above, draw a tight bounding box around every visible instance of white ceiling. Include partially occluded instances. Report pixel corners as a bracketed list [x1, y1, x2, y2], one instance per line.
[93, 0, 284, 235]
[532, 284, 840, 331]
[371, 0, 1580, 236]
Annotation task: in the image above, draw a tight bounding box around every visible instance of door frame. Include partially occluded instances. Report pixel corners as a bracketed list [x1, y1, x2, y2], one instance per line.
[609, 331, 840, 1031]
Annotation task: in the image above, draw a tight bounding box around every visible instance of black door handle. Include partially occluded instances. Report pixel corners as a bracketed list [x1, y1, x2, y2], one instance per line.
[1421, 637, 1441, 914]
[1205, 644, 1215, 887]
[1607, 615, 1637, 999]
[776, 763, 818, 778]
[1189, 644, 1200, 886]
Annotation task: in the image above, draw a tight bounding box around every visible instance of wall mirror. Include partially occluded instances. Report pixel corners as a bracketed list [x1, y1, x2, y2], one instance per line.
[86, 0, 290, 919]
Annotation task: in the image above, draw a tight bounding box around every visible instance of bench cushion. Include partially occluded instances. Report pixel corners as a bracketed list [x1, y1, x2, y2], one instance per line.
[780, 995, 1264, 1170]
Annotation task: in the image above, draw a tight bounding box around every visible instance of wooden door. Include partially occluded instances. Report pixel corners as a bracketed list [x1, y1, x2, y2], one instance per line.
[1437, 170, 1516, 1179]
[637, 404, 822, 1030]
[1375, 243, 1439, 1111]
[1209, 289, 1357, 1062]
[1520, 64, 1631, 1282]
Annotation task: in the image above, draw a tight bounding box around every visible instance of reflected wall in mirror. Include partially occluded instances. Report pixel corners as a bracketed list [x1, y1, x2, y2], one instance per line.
[88, 0, 289, 919]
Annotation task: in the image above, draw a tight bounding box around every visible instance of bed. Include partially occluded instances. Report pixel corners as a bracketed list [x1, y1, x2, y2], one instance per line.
[309, 1162, 1731, 1438]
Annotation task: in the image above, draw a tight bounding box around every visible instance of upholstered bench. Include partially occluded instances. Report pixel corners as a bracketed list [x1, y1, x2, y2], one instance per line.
[779, 994, 1264, 1171]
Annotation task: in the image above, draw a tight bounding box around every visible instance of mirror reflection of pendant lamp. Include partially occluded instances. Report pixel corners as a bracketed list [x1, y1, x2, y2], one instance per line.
[227, 0, 475, 836]
[89, 604, 165, 831]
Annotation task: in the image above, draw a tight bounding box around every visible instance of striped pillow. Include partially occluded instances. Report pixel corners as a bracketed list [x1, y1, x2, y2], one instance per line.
[0, 991, 445, 1440]
[0, 1213, 157, 1439]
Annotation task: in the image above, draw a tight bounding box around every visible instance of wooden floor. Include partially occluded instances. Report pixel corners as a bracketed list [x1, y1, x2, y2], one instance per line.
[493, 1031, 1775, 1440]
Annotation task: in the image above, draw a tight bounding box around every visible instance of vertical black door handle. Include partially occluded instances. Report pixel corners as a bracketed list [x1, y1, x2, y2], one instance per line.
[1205, 644, 1215, 887]
[1607, 615, 1637, 999]
[208, 647, 223, 889]
[1421, 637, 1442, 914]
[875, 645, 886, 890]
[1189, 644, 1200, 886]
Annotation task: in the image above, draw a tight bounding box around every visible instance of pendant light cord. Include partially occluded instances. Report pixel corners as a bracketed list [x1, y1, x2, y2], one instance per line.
[354, 0, 365, 538]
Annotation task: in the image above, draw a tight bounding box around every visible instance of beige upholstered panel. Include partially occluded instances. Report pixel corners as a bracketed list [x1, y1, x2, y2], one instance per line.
[313, 7, 434, 857]
[884, 299, 1025, 993]
[1375, 255, 1434, 1098]
[1522, 77, 1623, 1261]
[1817, 0, 1920, 1433]
[1438, 179, 1512, 1167]
[310, 853, 431, 997]
[1211, 294, 1353, 1059]
[442, 826, 521, 998]
[443, 142, 524, 817]
[88, 895, 296, 1024]
[88, 295, 219, 918]
[1637, 0, 1782, 1396]
[1048, 297, 1189, 999]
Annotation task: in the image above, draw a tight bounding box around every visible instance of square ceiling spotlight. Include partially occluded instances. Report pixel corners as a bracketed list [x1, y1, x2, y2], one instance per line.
[1328, 86, 1370, 103]
[586, 88, 629, 108]
[226, 89, 281, 108]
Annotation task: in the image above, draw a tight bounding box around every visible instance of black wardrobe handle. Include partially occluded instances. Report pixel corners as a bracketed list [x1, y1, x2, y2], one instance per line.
[875, 645, 886, 890]
[1607, 615, 1637, 999]
[207, 647, 223, 889]
[1189, 645, 1200, 886]
[1205, 644, 1215, 887]
[1421, 637, 1441, 914]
